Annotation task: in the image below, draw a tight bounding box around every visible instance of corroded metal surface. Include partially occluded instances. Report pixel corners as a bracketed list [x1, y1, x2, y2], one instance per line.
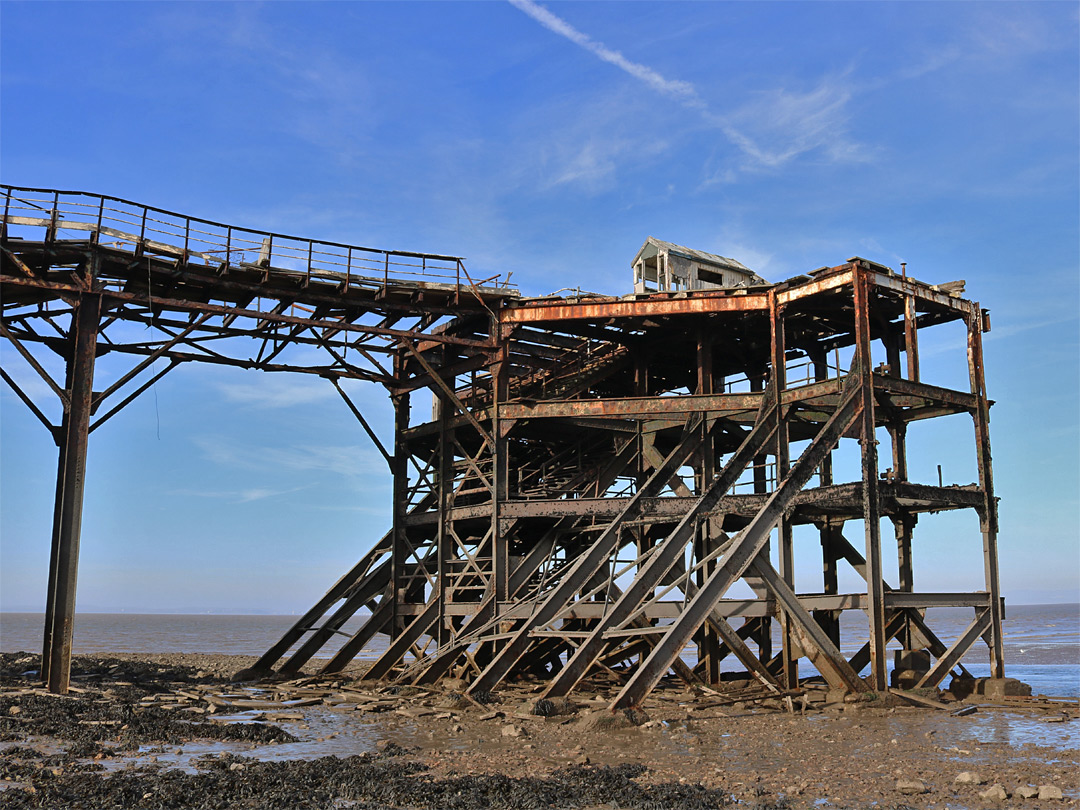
[1, 184, 1002, 704]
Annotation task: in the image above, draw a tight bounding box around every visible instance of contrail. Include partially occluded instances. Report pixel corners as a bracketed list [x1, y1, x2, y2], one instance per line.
[509, 0, 855, 170]
[508, 0, 702, 106]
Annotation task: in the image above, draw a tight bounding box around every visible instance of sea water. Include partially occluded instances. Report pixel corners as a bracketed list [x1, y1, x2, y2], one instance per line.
[2, 603, 1077, 697]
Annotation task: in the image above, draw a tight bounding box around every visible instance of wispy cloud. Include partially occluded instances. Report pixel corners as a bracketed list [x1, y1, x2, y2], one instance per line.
[509, 0, 865, 173]
[195, 436, 386, 478]
[509, 0, 701, 105]
[152, 5, 376, 165]
[216, 375, 337, 409]
[177, 483, 315, 504]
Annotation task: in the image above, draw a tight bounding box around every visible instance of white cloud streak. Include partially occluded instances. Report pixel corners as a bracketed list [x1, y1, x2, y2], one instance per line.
[195, 436, 386, 479]
[216, 376, 337, 409]
[177, 484, 315, 504]
[509, 0, 865, 174]
[509, 0, 701, 105]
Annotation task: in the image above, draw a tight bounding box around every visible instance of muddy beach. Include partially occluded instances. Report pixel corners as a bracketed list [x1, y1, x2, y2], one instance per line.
[1, 652, 1076, 809]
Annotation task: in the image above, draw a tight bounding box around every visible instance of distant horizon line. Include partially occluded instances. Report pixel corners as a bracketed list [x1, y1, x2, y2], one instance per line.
[2, 601, 1078, 616]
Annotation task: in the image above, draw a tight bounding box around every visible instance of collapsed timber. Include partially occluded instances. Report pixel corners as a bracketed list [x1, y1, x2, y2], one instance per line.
[1, 185, 1006, 710]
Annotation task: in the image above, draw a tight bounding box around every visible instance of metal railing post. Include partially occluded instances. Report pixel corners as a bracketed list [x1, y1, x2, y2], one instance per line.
[47, 191, 60, 241]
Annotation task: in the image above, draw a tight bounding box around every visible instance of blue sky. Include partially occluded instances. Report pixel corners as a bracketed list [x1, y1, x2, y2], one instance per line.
[1, 1, 1077, 613]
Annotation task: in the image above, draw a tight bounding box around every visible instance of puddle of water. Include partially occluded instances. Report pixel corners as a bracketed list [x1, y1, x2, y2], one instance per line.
[806, 709, 1078, 752]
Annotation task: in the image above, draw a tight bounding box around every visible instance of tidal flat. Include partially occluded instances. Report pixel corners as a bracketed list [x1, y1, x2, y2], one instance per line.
[1, 652, 1076, 809]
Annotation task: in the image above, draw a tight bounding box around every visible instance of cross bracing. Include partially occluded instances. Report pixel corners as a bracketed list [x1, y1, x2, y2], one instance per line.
[1, 185, 1002, 707]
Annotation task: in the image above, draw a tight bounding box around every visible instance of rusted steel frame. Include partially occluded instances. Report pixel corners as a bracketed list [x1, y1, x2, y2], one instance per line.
[489, 479, 982, 523]
[390, 385, 411, 638]
[967, 308, 1004, 677]
[330, 379, 392, 467]
[640, 441, 693, 497]
[320, 597, 396, 674]
[770, 290, 799, 689]
[3, 308, 77, 334]
[445, 524, 492, 589]
[42, 291, 101, 694]
[609, 369, 863, 710]
[747, 557, 870, 693]
[402, 339, 494, 447]
[775, 268, 855, 306]
[254, 301, 299, 362]
[390, 352, 490, 396]
[490, 324, 511, 605]
[904, 294, 920, 382]
[253, 537, 392, 672]
[0, 274, 494, 350]
[145, 261, 486, 319]
[868, 270, 977, 317]
[542, 384, 779, 699]
[465, 416, 709, 697]
[916, 609, 991, 688]
[545, 536, 667, 626]
[601, 586, 706, 690]
[497, 378, 843, 422]
[0, 366, 57, 438]
[436, 397, 454, 647]
[364, 598, 443, 681]
[89, 359, 180, 434]
[582, 537, 778, 691]
[339, 341, 396, 382]
[854, 267, 888, 692]
[72, 307, 400, 362]
[544, 592, 987, 621]
[405, 473, 437, 518]
[407, 522, 566, 684]
[847, 610, 910, 674]
[91, 316, 211, 411]
[500, 293, 770, 324]
[7, 329, 391, 388]
[827, 529, 970, 677]
[681, 579, 783, 692]
[891, 510, 916, 648]
[0, 321, 70, 406]
[278, 557, 394, 675]
[847, 596, 986, 676]
[501, 393, 760, 420]
[2, 184, 475, 269]
[397, 527, 439, 595]
[893, 511, 916, 589]
[451, 435, 493, 495]
[704, 616, 760, 665]
[1, 245, 38, 277]
[871, 376, 976, 411]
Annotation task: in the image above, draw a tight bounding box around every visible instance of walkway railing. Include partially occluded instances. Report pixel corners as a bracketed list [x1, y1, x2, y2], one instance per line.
[1, 184, 516, 295]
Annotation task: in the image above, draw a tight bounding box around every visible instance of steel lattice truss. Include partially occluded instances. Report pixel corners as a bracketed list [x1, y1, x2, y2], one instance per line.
[1, 185, 1003, 706]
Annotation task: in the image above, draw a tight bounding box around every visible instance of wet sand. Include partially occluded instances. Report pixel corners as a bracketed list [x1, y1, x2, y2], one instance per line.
[1, 652, 1076, 809]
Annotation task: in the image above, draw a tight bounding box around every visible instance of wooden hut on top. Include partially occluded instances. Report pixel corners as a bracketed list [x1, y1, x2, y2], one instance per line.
[632, 236, 766, 293]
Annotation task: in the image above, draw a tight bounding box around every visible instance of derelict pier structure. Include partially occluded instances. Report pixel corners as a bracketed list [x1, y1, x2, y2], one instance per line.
[1, 186, 1003, 707]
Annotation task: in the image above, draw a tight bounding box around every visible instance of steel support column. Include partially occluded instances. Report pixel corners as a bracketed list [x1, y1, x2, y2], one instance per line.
[42, 291, 101, 694]
[968, 309, 1004, 677]
[770, 291, 797, 688]
[390, 385, 411, 638]
[610, 371, 863, 710]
